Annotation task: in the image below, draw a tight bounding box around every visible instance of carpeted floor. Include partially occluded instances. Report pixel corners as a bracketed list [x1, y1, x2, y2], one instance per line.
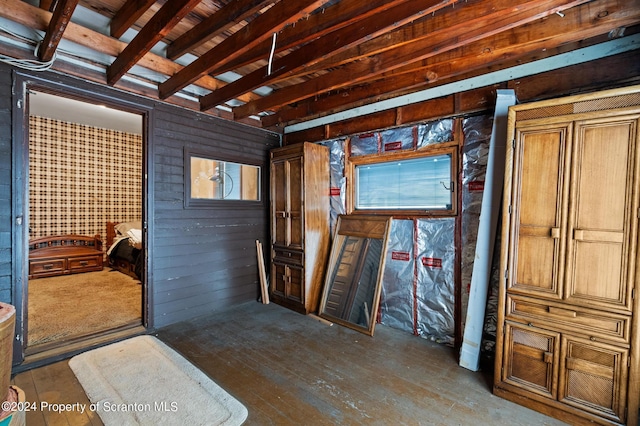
[28, 268, 141, 347]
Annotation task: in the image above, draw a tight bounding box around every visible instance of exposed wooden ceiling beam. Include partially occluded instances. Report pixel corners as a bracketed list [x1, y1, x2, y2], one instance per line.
[199, 0, 454, 112]
[38, 0, 78, 62]
[200, 0, 421, 81]
[166, 0, 272, 60]
[40, 0, 55, 11]
[107, 0, 203, 85]
[279, 0, 530, 82]
[110, 0, 156, 39]
[0, 0, 257, 104]
[264, 0, 639, 127]
[158, 0, 331, 100]
[233, 0, 590, 119]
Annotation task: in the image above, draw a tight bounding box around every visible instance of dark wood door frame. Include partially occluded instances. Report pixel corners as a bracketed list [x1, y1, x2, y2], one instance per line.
[11, 70, 155, 365]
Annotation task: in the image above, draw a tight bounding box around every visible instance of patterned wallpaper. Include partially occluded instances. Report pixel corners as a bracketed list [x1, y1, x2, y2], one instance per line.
[29, 116, 142, 249]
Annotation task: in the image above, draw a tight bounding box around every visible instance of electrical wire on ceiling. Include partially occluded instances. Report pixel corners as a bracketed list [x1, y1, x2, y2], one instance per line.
[0, 24, 55, 71]
[267, 32, 277, 75]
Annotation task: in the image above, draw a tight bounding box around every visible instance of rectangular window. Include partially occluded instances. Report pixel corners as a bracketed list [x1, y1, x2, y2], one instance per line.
[349, 147, 456, 216]
[185, 150, 262, 207]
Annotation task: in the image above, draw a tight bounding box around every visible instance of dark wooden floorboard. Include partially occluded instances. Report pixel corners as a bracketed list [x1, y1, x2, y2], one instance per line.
[12, 301, 567, 425]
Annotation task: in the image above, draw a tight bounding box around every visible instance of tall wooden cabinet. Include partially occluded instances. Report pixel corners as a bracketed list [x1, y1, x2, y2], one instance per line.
[494, 85, 640, 425]
[270, 142, 330, 314]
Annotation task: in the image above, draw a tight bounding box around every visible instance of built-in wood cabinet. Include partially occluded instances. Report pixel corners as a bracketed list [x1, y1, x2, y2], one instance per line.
[494, 85, 640, 425]
[270, 142, 330, 314]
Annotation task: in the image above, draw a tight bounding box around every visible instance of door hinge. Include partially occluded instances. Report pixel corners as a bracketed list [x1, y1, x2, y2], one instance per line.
[628, 356, 631, 368]
[512, 139, 515, 149]
[508, 205, 512, 215]
[504, 269, 508, 279]
[632, 288, 636, 300]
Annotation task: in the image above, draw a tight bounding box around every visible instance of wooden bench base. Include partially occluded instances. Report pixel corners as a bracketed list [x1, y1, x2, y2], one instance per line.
[29, 235, 104, 279]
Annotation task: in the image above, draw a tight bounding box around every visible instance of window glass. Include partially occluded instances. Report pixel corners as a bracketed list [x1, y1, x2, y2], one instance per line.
[189, 155, 260, 201]
[355, 154, 453, 210]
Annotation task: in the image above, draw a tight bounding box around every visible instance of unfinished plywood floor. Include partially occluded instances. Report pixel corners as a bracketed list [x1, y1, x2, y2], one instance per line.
[12, 302, 568, 425]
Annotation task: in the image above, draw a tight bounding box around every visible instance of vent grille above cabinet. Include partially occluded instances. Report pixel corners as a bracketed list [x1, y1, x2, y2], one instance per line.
[516, 92, 640, 120]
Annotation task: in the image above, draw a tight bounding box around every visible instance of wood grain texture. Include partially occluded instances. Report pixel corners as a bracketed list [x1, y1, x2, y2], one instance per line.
[13, 302, 569, 426]
[495, 85, 640, 425]
[270, 142, 330, 314]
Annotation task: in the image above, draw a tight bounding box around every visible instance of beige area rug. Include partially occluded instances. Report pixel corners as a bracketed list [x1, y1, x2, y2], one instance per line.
[69, 335, 248, 426]
[28, 268, 141, 346]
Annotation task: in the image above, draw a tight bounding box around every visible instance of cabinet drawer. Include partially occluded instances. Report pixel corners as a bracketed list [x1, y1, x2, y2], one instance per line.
[273, 249, 303, 266]
[506, 295, 630, 345]
[68, 255, 103, 272]
[30, 258, 66, 276]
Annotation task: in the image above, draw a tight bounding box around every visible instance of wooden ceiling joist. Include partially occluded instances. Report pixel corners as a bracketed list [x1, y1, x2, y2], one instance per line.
[106, 0, 203, 85]
[0, 0, 257, 103]
[38, 0, 78, 62]
[263, 0, 639, 127]
[166, 0, 272, 61]
[192, 0, 411, 80]
[199, 0, 455, 112]
[110, 0, 156, 39]
[1, 0, 638, 131]
[233, 0, 591, 119]
[39, 0, 56, 11]
[158, 0, 331, 100]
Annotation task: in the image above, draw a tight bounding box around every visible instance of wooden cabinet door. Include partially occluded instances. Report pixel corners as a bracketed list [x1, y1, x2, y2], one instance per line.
[558, 335, 629, 423]
[271, 157, 304, 250]
[271, 262, 303, 304]
[272, 159, 289, 247]
[502, 321, 559, 399]
[508, 124, 571, 300]
[564, 116, 640, 312]
[287, 156, 304, 250]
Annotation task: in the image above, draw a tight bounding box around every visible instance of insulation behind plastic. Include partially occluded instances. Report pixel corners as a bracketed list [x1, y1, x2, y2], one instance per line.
[320, 139, 346, 235]
[380, 126, 415, 152]
[380, 219, 415, 334]
[417, 119, 454, 148]
[315, 116, 497, 351]
[460, 115, 493, 333]
[416, 218, 455, 344]
[350, 132, 379, 156]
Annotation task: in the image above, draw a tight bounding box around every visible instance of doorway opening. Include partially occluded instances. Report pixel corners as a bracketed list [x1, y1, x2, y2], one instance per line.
[25, 90, 145, 355]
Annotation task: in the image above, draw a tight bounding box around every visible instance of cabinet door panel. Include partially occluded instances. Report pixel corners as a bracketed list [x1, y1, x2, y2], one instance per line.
[503, 322, 559, 399]
[566, 118, 638, 310]
[510, 126, 570, 299]
[286, 265, 304, 303]
[559, 336, 628, 423]
[272, 160, 288, 247]
[288, 157, 304, 249]
[272, 262, 287, 298]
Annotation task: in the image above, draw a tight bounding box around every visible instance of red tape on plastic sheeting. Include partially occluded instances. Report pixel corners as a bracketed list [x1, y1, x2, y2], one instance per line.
[422, 257, 442, 268]
[384, 141, 402, 151]
[391, 251, 410, 261]
[468, 180, 485, 191]
[329, 187, 341, 196]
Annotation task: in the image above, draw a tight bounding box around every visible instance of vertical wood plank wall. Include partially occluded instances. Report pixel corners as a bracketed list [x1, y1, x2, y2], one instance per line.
[151, 103, 280, 327]
[0, 62, 281, 331]
[0, 66, 11, 303]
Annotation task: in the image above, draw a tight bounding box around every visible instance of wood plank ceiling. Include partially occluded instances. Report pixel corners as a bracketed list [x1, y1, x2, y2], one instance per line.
[0, 0, 638, 131]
